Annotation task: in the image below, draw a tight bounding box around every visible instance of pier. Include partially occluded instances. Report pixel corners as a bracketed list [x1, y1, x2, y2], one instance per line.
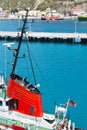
[0, 31, 87, 43]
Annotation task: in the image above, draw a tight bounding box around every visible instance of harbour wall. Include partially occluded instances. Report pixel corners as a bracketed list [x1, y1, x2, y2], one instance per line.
[0, 31, 87, 44]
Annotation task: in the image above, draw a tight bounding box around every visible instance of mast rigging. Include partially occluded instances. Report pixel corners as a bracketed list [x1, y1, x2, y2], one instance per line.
[11, 9, 29, 74]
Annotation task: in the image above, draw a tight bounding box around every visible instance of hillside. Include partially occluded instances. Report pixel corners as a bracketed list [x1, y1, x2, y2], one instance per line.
[0, 0, 87, 13]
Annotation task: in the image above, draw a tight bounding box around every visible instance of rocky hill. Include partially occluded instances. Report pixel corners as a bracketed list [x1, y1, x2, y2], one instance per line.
[0, 0, 87, 13]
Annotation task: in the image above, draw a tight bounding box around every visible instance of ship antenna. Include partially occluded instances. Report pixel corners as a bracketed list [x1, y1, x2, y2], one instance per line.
[11, 9, 29, 74]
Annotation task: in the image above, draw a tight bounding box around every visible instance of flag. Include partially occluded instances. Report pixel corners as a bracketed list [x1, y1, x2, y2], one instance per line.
[69, 100, 76, 107]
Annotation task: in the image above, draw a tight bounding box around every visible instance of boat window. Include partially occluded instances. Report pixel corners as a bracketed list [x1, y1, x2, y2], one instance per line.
[13, 99, 18, 110]
[30, 106, 34, 114]
[0, 101, 2, 106]
[6, 101, 9, 106]
[44, 119, 55, 124]
[8, 99, 18, 110]
[0, 84, 4, 88]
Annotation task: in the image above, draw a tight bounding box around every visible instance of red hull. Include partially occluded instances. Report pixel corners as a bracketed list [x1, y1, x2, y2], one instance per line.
[6, 74, 43, 117]
[12, 125, 25, 130]
[41, 15, 64, 21]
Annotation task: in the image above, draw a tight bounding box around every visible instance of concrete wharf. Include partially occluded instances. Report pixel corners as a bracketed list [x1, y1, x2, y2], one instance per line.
[0, 31, 87, 43]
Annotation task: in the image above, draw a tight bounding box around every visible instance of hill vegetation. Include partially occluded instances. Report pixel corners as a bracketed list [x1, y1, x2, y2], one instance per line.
[0, 0, 87, 13]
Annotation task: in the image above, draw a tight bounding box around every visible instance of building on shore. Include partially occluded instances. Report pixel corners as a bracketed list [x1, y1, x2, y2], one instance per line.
[0, 8, 8, 19]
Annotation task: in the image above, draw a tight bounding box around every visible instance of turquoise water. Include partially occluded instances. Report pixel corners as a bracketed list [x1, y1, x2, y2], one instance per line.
[0, 19, 87, 128]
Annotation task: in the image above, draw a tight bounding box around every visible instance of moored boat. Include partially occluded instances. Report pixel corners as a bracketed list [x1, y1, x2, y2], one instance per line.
[78, 16, 87, 21]
[0, 74, 77, 130]
[78, 13, 87, 21]
[41, 14, 64, 21]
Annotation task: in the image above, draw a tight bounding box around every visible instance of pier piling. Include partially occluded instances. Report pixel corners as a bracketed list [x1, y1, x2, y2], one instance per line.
[0, 31, 87, 44]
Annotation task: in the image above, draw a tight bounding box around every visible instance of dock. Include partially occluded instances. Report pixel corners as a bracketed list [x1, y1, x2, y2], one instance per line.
[0, 31, 87, 43]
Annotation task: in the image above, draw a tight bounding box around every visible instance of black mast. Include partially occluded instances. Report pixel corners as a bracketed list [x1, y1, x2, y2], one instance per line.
[11, 9, 29, 74]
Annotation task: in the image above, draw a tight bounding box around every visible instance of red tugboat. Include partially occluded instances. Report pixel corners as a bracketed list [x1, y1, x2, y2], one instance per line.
[0, 9, 78, 130]
[41, 14, 64, 21]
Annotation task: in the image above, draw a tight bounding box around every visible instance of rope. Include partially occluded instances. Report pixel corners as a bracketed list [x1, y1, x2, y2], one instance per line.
[25, 33, 37, 86]
[24, 39, 57, 106]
